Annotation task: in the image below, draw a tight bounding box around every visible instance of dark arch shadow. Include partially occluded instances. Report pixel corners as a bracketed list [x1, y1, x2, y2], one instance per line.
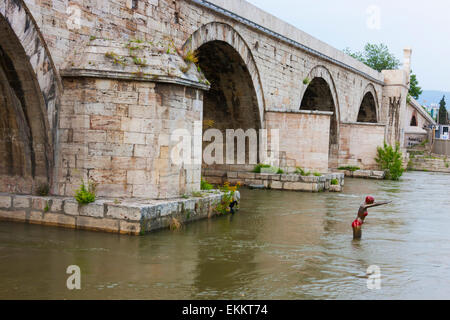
[0, 14, 52, 193]
[357, 92, 378, 123]
[196, 40, 261, 170]
[410, 115, 418, 127]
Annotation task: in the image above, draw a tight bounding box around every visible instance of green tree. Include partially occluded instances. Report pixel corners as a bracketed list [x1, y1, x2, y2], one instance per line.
[344, 43, 400, 72]
[375, 142, 404, 181]
[409, 71, 422, 100]
[439, 95, 448, 125]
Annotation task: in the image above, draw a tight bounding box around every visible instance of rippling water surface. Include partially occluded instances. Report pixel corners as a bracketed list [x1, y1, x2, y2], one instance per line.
[1, 171, 450, 299]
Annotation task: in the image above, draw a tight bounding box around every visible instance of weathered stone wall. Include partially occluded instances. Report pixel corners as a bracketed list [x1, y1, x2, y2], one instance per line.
[409, 155, 450, 173]
[56, 78, 203, 199]
[22, 0, 384, 125]
[339, 123, 386, 169]
[266, 111, 331, 172]
[382, 69, 409, 149]
[0, 0, 61, 194]
[1, 0, 406, 199]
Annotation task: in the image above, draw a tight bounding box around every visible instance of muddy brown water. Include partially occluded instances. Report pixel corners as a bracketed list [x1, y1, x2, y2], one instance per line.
[1, 171, 450, 299]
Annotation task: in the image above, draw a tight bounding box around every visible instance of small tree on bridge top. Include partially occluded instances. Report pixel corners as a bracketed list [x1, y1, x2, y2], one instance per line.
[345, 43, 423, 101]
[343, 43, 400, 72]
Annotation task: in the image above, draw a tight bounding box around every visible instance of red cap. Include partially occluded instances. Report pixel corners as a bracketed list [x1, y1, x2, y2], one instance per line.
[365, 196, 375, 204]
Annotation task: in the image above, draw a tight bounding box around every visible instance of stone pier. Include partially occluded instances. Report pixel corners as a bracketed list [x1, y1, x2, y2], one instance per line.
[0, 192, 226, 235]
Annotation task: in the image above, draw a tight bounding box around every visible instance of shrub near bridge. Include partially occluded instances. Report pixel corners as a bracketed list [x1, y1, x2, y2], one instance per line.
[375, 142, 404, 181]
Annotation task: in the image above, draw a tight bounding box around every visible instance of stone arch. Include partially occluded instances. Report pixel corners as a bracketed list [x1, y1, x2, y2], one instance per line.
[300, 65, 340, 168]
[357, 84, 379, 123]
[183, 22, 265, 170]
[410, 113, 418, 127]
[0, 0, 60, 193]
[183, 22, 265, 129]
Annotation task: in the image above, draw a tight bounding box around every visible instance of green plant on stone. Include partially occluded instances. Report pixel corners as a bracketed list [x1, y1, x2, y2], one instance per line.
[338, 166, 360, 172]
[419, 139, 429, 147]
[132, 56, 148, 67]
[375, 142, 404, 181]
[295, 167, 311, 176]
[277, 168, 284, 174]
[44, 201, 50, 213]
[75, 180, 96, 204]
[253, 163, 272, 173]
[331, 178, 339, 186]
[183, 50, 199, 65]
[214, 191, 233, 215]
[201, 178, 213, 191]
[192, 191, 204, 198]
[313, 172, 322, 177]
[303, 77, 310, 85]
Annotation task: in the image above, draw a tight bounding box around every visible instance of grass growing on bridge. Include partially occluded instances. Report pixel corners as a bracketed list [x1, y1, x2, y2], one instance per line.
[295, 167, 311, 176]
[75, 180, 96, 204]
[337, 166, 360, 172]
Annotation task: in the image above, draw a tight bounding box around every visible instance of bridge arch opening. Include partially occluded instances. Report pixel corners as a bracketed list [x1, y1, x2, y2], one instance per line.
[195, 40, 262, 172]
[410, 114, 418, 127]
[0, 9, 54, 194]
[185, 22, 265, 177]
[357, 92, 378, 123]
[300, 77, 338, 169]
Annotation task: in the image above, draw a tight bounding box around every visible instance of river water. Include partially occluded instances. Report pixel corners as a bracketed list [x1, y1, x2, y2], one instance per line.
[1, 171, 450, 300]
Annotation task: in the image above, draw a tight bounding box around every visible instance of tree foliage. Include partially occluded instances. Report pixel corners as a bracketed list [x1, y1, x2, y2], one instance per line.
[343, 43, 400, 72]
[439, 95, 448, 125]
[375, 142, 404, 181]
[409, 71, 423, 100]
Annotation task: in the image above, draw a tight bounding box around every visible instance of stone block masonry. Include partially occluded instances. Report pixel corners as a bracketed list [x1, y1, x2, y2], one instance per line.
[266, 111, 331, 172]
[0, 192, 226, 235]
[203, 170, 345, 192]
[335, 169, 386, 180]
[409, 155, 450, 173]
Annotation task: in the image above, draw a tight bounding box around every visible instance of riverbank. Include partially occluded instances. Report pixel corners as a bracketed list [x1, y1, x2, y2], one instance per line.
[0, 191, 226, 235]
[407, 153, 450, 173]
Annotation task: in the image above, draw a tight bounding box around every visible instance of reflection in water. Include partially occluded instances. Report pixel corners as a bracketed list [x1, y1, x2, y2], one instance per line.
[1, 172, 450, 299]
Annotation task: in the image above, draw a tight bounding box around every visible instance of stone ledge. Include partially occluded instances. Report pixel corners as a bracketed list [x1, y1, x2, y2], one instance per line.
[203, 171, 344, 193]
[336, 169, 386, 180]
[0, 191, 227, 235]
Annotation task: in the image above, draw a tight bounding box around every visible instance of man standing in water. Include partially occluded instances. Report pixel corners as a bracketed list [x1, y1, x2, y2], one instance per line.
[352, 196, 391, 239]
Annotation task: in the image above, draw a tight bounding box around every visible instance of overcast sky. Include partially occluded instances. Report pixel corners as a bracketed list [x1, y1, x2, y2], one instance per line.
[246, 0, 450, 92]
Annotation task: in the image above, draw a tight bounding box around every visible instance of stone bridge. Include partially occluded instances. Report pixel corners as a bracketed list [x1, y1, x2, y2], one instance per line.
[1, 0, 412, 199]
